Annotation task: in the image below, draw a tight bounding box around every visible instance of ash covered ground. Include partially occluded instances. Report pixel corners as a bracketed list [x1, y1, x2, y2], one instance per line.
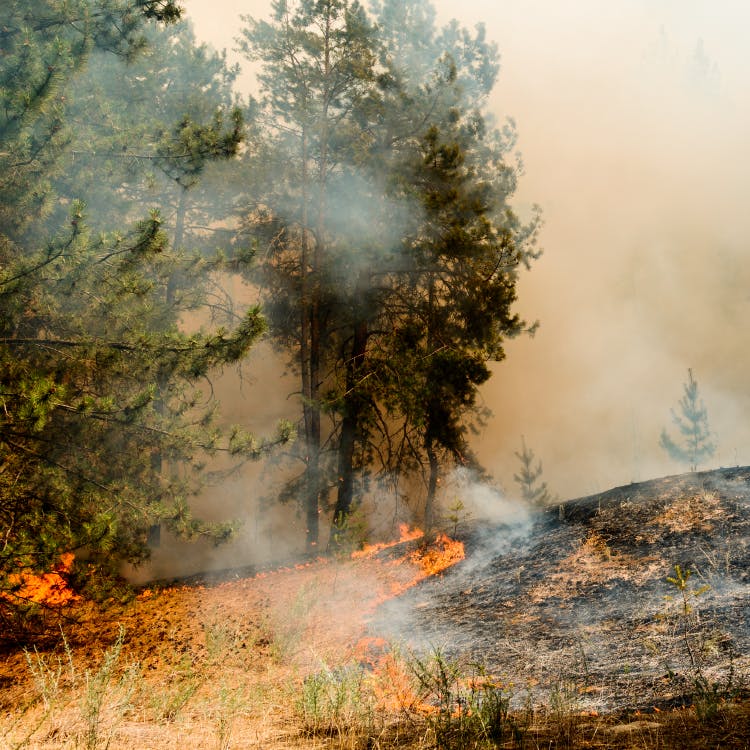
[372, 467, 750, 712]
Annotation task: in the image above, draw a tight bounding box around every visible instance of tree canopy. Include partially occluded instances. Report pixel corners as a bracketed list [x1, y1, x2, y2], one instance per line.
[0, 0, 542, 612]
[0, 0, 290, 628]
[237, 0, 540, 547]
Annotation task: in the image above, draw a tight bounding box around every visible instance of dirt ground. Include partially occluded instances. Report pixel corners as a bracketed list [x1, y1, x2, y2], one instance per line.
[1, 470, 749, 748]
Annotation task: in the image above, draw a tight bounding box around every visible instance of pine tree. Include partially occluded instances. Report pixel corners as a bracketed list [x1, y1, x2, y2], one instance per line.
[237, 0, 540, 544]
[513, 436, 553, 506]
[236, 0, 379, 550]
[359, 0, 541, 531]
[0, 0, 290, 627]
[660, 368, 716, 472]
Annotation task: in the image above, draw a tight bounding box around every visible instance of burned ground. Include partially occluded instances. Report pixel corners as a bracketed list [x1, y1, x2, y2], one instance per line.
[372, 466, 750, 712]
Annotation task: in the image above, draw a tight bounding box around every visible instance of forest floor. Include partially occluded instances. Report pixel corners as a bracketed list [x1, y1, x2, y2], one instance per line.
[1, 469, 749, 749]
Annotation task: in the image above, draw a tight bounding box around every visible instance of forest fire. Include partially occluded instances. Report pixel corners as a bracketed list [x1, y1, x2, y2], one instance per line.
[351, 523, 425, 558]
[371, 468, 750, 714]
[5, 553, 80, 607]
[353, 526, 465, 609]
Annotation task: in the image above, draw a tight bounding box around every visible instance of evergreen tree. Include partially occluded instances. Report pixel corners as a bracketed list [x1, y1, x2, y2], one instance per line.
[236, 0, 379, 550]
[660, 368, 716, 472]
[0, 0, 289, 627]
[354, 0, 541, 532]
[513, 436, 553, 506]
[237, 0, 540, 544]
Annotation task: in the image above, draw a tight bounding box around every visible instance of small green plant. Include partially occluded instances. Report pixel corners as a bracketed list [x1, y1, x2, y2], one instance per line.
[548, 677, 581, 746]
[407, 648, 516, 749]
[24, 629, 75, 712]
[79, 625, 140, 750]
[328, 505, 369, 556]
[296, 663, 372, 737]
[270, 581, 318, 661]
[150, 660, 202, 724]
[210, 682, 247, 750]
[444, 498, 470, 536]
[663, 565, 740, 720]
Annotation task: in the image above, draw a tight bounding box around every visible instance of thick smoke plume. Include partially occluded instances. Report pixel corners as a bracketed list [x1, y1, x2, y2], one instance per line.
[130, 0, 750, 579]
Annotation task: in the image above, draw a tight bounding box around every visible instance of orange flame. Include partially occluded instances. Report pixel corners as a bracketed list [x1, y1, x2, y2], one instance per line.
[6, 553, 80, 606]
[351, 523, 424, 559]
[352, 530, 466, 711]
[411, 533, 465, 577]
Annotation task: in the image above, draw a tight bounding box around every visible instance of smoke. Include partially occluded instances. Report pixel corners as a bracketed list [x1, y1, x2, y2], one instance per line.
[442, 466, 530, 527]
[435, 0, 750, 498]
[153, 0, 750, 578]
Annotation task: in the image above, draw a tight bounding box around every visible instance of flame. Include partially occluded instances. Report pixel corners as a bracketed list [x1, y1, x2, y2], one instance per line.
[370, 651, 430, 713]
[359, 532, 466, 612]
[410, 533, 465, 577]
[351, 530, 466, 715]
[351, 523, 424, 559]
[6, 553, 80, 606]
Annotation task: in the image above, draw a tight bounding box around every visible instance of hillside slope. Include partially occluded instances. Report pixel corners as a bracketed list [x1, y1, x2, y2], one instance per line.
[374, 466, 750, 712]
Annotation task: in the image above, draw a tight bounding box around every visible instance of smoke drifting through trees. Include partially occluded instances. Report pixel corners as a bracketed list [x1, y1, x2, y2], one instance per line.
[182, 0, 750, 512]
[234, 0, 539, 549]
[5, 0, 748, 583]
[147, 0, 750, 572]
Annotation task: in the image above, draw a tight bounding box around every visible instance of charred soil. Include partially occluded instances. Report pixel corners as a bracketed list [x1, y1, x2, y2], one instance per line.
[0, 469, 748, 748]
[374, 467, 750, 717]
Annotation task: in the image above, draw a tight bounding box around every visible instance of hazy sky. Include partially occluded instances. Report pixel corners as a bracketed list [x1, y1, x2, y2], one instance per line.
[183, 0, 750, 500]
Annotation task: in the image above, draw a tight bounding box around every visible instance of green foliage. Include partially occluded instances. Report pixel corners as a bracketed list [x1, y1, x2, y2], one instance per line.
[237, 0, 541, 543]
[407, 648, 518, 749]
[662, 565, 741, 720]
[80, 625, 139, 749]
[660, 369, 716, 472]
[297, 664, 373, 737]
[0, 0, 290, 632]
[445, 498, 470, 536]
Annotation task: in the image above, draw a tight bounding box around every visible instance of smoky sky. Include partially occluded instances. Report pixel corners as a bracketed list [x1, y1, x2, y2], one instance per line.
[183, 0, 750, 502]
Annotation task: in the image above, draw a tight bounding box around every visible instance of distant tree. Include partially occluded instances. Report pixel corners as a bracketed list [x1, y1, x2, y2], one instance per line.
[513, 436, 554, 506]
[659, 369, 716, 472]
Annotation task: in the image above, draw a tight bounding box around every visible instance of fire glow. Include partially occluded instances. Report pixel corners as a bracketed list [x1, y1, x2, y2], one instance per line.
[351, 523, 425, 558]
[6, 552, 80, 606]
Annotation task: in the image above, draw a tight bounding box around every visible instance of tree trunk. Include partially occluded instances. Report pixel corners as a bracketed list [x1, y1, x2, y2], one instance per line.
[299, 127, 321, 552]
[424, 436, 439, 533]
[149, 185, 189, 548]
[331, 316, 369, 542]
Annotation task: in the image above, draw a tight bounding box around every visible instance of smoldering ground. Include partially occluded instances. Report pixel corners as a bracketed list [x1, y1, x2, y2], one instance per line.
[369, 466, 750, 711]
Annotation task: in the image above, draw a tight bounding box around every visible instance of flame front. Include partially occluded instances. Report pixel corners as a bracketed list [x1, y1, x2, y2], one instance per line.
[351, 523, 424, 559]
[7, 552, 80, 606]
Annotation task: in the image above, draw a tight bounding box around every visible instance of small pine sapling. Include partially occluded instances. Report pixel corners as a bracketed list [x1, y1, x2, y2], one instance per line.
[660, 369, 716, 472]
[513, 436, 555, 507]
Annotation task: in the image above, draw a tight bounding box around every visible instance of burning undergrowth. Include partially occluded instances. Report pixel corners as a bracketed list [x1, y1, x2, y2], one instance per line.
[370, 466, 750, 713]
[2, 470, 749, 747]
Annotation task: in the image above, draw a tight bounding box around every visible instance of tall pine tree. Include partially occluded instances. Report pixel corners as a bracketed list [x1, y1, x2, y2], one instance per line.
[0, 0, 289, 628]
[237, 0, 540, 545]
[236, 0, 379, 550]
